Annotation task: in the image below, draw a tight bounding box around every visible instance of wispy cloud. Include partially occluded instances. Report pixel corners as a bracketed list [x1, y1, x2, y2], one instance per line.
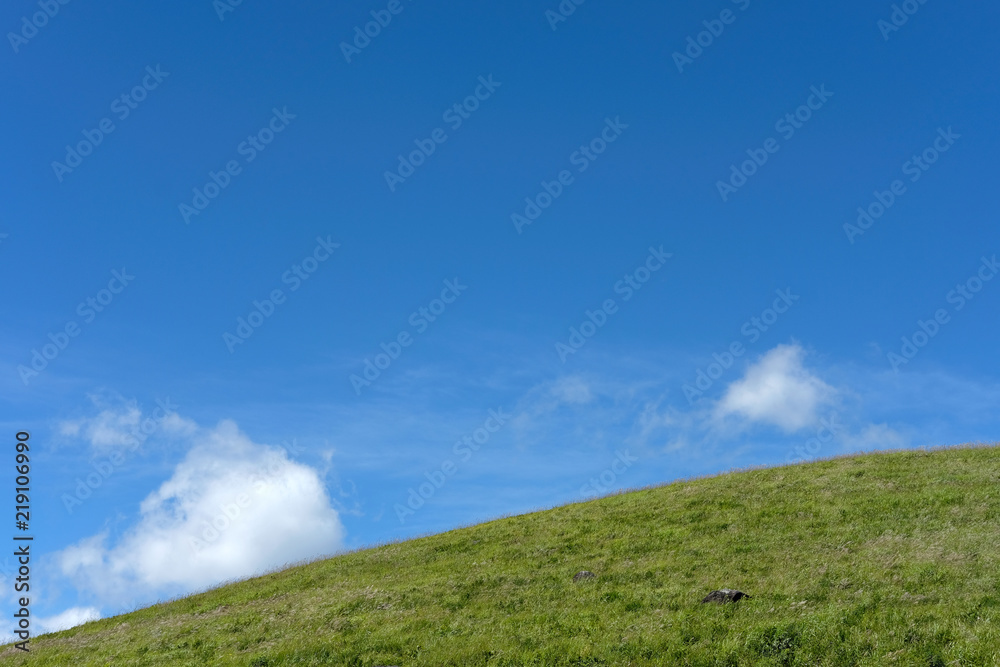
[837, 422, 910, 452]
[57, 392, 196, 453]
[58, 402, 141, 449]
[549, 376, 594, 405]
[36, 606, 101, 634]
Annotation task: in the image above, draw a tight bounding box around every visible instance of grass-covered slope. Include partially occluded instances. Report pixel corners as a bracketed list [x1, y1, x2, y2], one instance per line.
[7, 445, 1000, 666]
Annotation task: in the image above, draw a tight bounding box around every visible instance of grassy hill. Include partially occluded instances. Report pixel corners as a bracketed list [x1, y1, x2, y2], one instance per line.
[6, 445, 1000, 666]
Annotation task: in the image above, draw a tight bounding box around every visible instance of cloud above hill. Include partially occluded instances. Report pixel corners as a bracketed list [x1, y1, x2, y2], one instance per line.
[36, 606, 102, 634]
[55, 419, 344, 606]
[714, 343, 836, 432]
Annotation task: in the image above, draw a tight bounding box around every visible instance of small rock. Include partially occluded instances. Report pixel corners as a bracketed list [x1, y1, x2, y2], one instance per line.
[701, 589, 750, 604]
[573, 571, 596, 582]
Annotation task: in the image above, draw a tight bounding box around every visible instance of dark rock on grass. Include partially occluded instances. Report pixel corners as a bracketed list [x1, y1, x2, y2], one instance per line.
[573, 571, 596, 582]
[702, 589, 750, 604]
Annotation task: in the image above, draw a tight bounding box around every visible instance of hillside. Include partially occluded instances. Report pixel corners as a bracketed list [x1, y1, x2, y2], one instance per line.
[6, 445, 1000, 666]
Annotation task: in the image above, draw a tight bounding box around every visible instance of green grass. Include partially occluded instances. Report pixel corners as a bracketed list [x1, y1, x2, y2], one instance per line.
[7, 445, 1000, 666]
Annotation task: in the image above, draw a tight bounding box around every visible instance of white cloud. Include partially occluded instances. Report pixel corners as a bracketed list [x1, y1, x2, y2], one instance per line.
[549, 376, 593, 405]
[1, 605, 102, 643]
[58, 395, 196, 453]
[36, 607, 101, 634]
[839, 423, 910, 451]
[57, 421, 81, 437]
[60, 404, 141, 450]
[161, 411, 198, 436]
[715, 344, 835, 433]
[56, 419, 344, 605]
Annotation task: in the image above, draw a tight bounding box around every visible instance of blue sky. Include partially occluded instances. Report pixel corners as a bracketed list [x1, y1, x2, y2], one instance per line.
[2, 0, 1000, 637]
